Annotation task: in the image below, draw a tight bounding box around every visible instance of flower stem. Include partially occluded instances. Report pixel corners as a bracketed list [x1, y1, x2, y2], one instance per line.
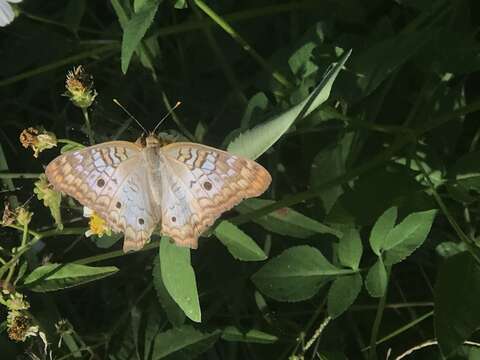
[82, 108, 94, 145]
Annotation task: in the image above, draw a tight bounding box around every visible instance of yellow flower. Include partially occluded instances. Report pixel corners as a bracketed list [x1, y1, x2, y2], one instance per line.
[16, 207, 32, 227]
[19, 127, 57, 158]
[65, 65, 97, 108]
[83, 207, 111, 237]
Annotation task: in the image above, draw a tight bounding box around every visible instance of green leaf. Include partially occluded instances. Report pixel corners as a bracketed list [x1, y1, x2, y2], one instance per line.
[160, 237, 201, 322]
[227, 50, 351, 160]
[252, 246, 350, 302]
[22, 263, 118, 292]
[120, 0, 160, 74]
[383, 209, 437, 265]
[452, 150, 480, 192]
[150, 325, 220, 359]
[435, 252, 480, 357]
[221, 326, 278, 344]
[60, 142, 84, 153]
[214, 221, 267, 261]
[327, 273, 362, 318]
[338, 229, 363, 270]
[365, 258, 387, 298]
[310, 133, 352, 213]
[236, 198, 342, 239]
[288, 42, 319, 79]
[152, 254, 185, 327]
[369, 206, 398, 256]
[90, 232, 122, 249]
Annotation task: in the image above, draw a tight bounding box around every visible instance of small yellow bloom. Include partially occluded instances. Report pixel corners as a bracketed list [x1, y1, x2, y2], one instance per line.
[19, 127, 57, 158]
[16, 207, 32, 227]
[65, 65, 97, 108]
[83, 207, 111, 237]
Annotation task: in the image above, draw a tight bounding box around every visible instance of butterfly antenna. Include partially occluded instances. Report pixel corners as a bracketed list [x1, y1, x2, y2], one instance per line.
[152, 101, 182, 134]
[113, 99, 148, 134]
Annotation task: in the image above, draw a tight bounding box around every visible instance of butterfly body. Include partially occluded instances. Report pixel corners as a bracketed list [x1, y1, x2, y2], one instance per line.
[46, 135, 271, 252]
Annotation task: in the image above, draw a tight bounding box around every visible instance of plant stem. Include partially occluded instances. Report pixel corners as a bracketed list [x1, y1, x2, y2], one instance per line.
[368, 267, 390, 360]
[193, 0, 292, 89]
[82, 108, 95, 145]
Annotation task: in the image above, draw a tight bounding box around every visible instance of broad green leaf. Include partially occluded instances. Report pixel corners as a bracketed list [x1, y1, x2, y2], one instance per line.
[22, 263, 118, 292]
[152, 254, 185, 327]
[214, 221, 267, 261]
[327, 273, 362, 318]
[365, 258, 387, 298]
[160, 237, 201, 322]
[338, 229, 362, 270]
[383, 209, 437, 265]
[221, 326, 278, 344]
[236, 198, 342, 239]
[435, 252, 480, 357]
[150, 325, 220, 359]
[252, 246, 350, 302]
[288, 42, 319, 79]
[120, 0, 159, 74]
[227, 50, 351, 160]
[369, 206, 397, 256]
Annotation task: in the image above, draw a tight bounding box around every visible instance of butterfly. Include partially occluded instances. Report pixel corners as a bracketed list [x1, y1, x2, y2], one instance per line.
[45, 134, 271, 252]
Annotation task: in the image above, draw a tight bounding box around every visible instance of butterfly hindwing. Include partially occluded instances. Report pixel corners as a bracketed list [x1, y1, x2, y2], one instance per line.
[46, 142, 160, 252]
[158, 142, 271, 248]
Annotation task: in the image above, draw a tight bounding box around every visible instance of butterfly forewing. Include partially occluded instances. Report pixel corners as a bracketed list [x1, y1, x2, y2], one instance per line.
[46, 142, 160, 252]
[158, 142, 271, 248]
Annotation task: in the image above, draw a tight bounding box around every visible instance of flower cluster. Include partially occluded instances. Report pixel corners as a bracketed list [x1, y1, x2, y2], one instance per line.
[19, 127, 57, 158]
[83, 207, 111, 238]
[1, 202, 33, 228]
[64, 65, 98, 108]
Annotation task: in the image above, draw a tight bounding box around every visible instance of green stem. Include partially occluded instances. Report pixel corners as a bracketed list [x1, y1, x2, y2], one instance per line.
[74, 241, 159, 265]
[368, 266, 390, 360]
[82, 108, 95, 145]
[415, 157, 480, 264]
[193, 0, 292, 89]
[0, 44, 119, 88]
[363, 310, 433, 351]
[0, 173, 41, 179]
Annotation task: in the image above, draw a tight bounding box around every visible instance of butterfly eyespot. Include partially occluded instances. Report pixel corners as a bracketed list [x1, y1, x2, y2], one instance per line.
[116, 202, 121, 209]
[97, 179, 105, 187]
[138, 218, 144, 225]
[171, 216, 176, 222]
[203, 181, 212, 191]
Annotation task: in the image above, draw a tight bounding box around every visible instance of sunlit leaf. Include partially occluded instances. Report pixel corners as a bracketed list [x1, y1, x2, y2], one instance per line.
[221, 326, 278, 344]
[160, 237, 201, 322]
[327, 273, 362, 318]
[214, 220, 267, 261]
[23, 263, 118, 292]
[252, 245, 351, 302]
[227, 50, 351, 160]
[150, 325, 220, 359]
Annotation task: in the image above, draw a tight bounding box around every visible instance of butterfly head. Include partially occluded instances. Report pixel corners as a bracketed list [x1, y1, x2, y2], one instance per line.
[136, 133, 177, 148]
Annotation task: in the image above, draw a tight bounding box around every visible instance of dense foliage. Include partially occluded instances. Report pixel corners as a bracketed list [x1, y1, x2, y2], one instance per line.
[1, 0, 480, 359]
